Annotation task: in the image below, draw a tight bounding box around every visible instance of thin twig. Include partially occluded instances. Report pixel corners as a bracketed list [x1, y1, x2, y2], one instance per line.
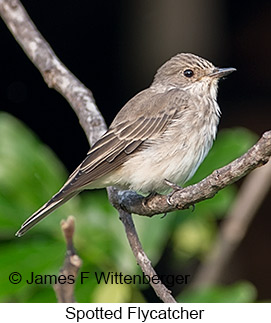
[0, 0, 176, 302]
[190, 160, 271, 288]
[53, 216, 82, 303]
[108, 188, 176, 302]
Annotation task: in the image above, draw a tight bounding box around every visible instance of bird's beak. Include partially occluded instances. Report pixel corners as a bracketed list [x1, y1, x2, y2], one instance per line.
[210, 67, 236, 78]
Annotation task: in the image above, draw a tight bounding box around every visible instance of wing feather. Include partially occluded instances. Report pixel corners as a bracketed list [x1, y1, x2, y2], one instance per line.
[60, 89, 187, 193]
[17, 88, 189, 236]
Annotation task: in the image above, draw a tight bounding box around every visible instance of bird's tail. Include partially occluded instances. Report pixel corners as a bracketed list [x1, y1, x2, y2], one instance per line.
[15, 190, 78, 237]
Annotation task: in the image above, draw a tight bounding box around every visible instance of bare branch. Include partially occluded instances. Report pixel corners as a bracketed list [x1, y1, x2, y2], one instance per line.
[2, 0, 270, 302]
[108, 189, 176, 303]
[53, 216, 82, 303]
[190, 159, 271, 288]
[0, 0, 176, 302]
[117, 130, 271, 216]
[0, 0, 106, 145]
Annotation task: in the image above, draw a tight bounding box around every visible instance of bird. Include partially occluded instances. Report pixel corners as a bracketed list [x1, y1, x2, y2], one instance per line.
[16, 53, 236, 237]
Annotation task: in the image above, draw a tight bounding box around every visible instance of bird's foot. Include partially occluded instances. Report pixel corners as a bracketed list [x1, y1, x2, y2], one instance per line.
[164, 179, 183, 206]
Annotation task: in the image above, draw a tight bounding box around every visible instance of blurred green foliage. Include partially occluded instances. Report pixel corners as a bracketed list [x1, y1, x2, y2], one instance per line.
[0, 112, 258, 302]
[178, 281, 257, 302]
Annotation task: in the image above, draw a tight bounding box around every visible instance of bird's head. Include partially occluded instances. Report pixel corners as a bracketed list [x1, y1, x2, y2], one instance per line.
[152, 53, 236, 99]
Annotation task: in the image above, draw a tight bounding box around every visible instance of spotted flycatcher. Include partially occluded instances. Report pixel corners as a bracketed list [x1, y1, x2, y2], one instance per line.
[16, 53, 236, 236]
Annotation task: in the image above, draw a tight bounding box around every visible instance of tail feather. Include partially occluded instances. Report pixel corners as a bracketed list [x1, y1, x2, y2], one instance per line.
[16, 191, 78, 237]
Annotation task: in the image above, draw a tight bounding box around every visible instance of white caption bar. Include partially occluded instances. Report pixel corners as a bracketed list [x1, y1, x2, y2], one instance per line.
[1, 303, 271, 323]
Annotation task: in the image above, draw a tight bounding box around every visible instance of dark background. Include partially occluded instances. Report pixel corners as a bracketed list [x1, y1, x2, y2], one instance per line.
[0, 0, 270, 300]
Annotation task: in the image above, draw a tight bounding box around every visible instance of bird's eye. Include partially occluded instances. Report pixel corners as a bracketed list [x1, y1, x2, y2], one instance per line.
[183, 69, 194, 78]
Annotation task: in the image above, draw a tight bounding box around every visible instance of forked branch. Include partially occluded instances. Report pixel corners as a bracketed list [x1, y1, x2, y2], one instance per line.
[0, 0, 176, 302]
[1, 0, 270, 303]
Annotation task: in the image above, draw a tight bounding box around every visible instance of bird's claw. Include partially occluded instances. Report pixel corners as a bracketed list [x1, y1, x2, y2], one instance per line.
[166, 195, 174, 206]
[161, 212, 167, 219]
[164, 179, 182, 191]
[165, 179, 183, 206]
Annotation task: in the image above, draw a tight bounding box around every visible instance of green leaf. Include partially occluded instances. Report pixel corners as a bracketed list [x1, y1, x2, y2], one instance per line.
[0, 239, 65, 302]
[171, 128, 258, 259]
[172, 217, 216, 260]
[0, 112, 80, 236]
[0, 114, 260, 302]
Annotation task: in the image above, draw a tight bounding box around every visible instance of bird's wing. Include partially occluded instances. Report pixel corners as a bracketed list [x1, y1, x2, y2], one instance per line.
[61, 88, 188, 193]
[16, 89, 187, 237]
[62, 103, 179, 192]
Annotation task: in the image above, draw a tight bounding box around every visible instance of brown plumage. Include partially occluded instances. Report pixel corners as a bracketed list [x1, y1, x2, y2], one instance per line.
[16, 53, 235, 237]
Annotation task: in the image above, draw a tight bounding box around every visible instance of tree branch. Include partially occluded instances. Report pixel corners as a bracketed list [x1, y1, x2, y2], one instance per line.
[2, 0, 270, 303]
[117, 130, 271, 216]
[53, 216, 82, 303]
[108, 190, 176, 303]
[190, 159, 271, 288]
[0, 0, 106, 145]
[0, 0, 176, 302]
